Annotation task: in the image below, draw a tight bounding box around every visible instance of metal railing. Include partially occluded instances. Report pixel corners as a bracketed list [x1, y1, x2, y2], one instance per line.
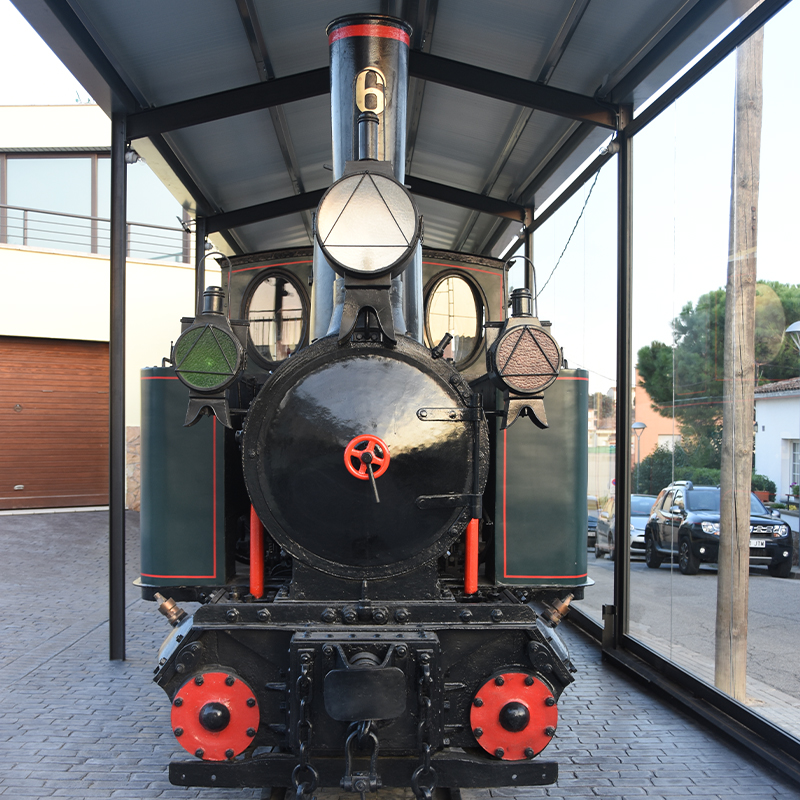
[0, 203, 191, 263]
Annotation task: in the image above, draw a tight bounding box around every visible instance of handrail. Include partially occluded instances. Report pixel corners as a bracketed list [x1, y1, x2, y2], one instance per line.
[0, 202, 191, 263]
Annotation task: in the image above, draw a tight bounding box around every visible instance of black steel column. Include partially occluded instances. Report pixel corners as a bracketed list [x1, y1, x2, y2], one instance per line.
[612, 113, 633, 649]
[110, 113, 128, 661]
[195, 216, 207, 316]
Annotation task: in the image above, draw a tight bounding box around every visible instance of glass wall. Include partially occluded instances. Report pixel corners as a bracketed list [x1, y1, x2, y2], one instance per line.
[627, 2, 800, 738]
[511, 162, 618, 623]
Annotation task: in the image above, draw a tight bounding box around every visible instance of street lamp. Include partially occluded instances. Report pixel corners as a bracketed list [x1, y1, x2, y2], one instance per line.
[632, 421, 647, 493]
[787, 321, 800, 354]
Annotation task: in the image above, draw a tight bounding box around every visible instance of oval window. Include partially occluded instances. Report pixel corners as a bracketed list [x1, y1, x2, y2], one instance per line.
[246, 273, 306, 364]
[425, 274, 483, 367]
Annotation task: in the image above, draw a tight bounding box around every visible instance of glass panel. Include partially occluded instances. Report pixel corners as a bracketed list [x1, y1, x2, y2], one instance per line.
[426, 275, 482, 366]
[6, 157, 92, 251]
[126, 160, 185, 262]
[516, 164, 617, 623]
[628, 1, 800, 741]
[247, 274, 305, 363]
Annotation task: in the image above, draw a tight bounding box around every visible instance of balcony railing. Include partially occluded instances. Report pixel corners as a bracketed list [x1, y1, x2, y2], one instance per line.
[0, 203, 192, 263]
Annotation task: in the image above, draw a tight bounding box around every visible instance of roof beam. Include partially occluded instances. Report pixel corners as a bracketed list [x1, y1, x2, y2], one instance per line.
[126, 48, 618, 142]
[406, 175, 529, 221]
[126, 67, 330, 140]
[408, 51, 618, 129]
[204, 175, 529, 235]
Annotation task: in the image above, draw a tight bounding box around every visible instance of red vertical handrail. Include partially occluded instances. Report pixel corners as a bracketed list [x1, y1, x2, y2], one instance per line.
[250, 505, 264, 599]
[464, 518, 479, 595]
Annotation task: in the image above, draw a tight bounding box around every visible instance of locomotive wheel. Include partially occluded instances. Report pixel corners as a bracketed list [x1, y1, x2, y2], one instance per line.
[470, 671, 557, 760]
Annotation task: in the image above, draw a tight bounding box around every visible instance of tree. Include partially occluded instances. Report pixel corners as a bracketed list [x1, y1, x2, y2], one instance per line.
[637, 281, 800, 470]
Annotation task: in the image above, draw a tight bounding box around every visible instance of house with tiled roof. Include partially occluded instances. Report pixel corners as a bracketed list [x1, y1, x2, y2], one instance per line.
[754, 377, 800, 503]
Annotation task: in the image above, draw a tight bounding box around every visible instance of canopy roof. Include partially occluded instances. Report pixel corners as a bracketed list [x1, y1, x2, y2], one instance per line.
[12, 0, 784, 257]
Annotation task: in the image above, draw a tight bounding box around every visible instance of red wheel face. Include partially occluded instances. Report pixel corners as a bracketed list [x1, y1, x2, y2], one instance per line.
[343, 434, 391, 480]
[170, 671, 259, 761]
[469, 671, 558, 760]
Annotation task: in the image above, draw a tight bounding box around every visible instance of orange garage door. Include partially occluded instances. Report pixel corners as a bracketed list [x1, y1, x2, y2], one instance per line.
[0, 336, 109, 510]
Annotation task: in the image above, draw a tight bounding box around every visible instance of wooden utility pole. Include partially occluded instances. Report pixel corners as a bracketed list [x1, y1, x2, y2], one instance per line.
[715, 28, 763, 700]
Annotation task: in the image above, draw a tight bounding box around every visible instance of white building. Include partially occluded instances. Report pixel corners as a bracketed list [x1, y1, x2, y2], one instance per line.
[754, 377, 800, 502]
[0, 104, 217, 511]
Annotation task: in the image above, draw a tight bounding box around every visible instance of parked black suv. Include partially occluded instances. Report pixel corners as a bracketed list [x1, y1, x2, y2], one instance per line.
[644, 482, 793, 577]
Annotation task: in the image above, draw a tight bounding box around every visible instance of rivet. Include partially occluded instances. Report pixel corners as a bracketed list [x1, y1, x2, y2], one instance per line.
[258, 608, 270, 621]
[174, 727, 184, 737]
[524, 675, 534, 686]
[473, 728, 483, 738]
[495, 748, 504, 758]
[545, 696, 555, 707]
[524, 748, 535, 759]
[491, 609, 503, 622]
[246, 727, 256, 737]
[473, 697, 483, 707]
[225, 675, 235, 686]
[225, 749, 234, 759]
[194, 676, 204, 686]
[195, 749, 204, 758]
[321, 608, 336, 623]
[419, 409, 428, 418]
[495, 676, 505, 686]
[545, 726, 556, 737]
[246, 697, 256, 707]
[173, 697, 183, 707]
[460, 609, 473, 622]
[300, 653, 311, 663]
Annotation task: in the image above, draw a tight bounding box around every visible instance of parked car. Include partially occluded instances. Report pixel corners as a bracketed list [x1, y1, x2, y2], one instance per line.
[587, 495, 600, 546]
[595, 494, 657, 560]
[644, 481, 793, 577]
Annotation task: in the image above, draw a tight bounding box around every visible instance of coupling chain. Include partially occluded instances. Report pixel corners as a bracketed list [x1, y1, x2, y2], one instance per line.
[292, 656, 319, 800]
[411, 655, 437, 800]
[341, 720, 381, 800]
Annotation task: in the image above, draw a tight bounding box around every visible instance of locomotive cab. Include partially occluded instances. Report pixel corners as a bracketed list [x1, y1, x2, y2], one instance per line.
[140, 13, 588, 797]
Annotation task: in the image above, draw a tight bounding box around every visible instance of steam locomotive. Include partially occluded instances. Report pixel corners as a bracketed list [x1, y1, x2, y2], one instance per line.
[139, 14, 589, 797]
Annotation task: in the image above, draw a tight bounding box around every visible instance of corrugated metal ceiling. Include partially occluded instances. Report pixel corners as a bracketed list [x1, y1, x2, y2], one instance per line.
[11, 0, 772, 257]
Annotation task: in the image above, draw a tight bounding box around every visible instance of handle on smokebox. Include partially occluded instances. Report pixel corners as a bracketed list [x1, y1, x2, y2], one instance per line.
[465, 518, 479, 595]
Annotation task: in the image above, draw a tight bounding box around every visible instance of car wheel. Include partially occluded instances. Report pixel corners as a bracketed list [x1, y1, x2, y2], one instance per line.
[594, 541, 604, 558]
[678, 538, 699, 575]
[609, 535, 615, 562]
[644, 535, 662, 569]
[767, 561, 792, 579]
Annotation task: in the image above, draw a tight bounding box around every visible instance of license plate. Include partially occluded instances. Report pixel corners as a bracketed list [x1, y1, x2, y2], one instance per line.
[750, 539, 766, 548]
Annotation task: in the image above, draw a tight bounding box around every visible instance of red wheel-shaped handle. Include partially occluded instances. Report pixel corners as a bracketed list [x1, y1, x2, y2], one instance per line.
[344, 435, 391, 480]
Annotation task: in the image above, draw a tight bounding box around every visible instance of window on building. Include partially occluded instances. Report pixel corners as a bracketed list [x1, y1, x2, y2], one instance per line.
[792, 441, 799, 486]
[2, 152, 188, 261]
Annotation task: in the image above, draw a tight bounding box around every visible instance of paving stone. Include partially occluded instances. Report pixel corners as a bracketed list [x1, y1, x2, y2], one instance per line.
[1, 510, 799, 800]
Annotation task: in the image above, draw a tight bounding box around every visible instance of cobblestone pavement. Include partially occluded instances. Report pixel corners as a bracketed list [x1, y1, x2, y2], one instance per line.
[1, 510, 799, 799]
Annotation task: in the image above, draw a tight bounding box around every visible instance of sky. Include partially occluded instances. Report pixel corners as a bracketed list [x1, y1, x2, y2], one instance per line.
[2, 0, 799, 395]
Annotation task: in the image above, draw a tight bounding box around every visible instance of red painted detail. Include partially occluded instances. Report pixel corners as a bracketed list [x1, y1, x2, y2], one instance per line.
[343, 434, 391, 481]
[250, 505, 264, 599]
[470, 671, 558, 760]
[171, 671, 259, 761]
[329, 24, 410, 45]
[464, 518, 479, 595]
